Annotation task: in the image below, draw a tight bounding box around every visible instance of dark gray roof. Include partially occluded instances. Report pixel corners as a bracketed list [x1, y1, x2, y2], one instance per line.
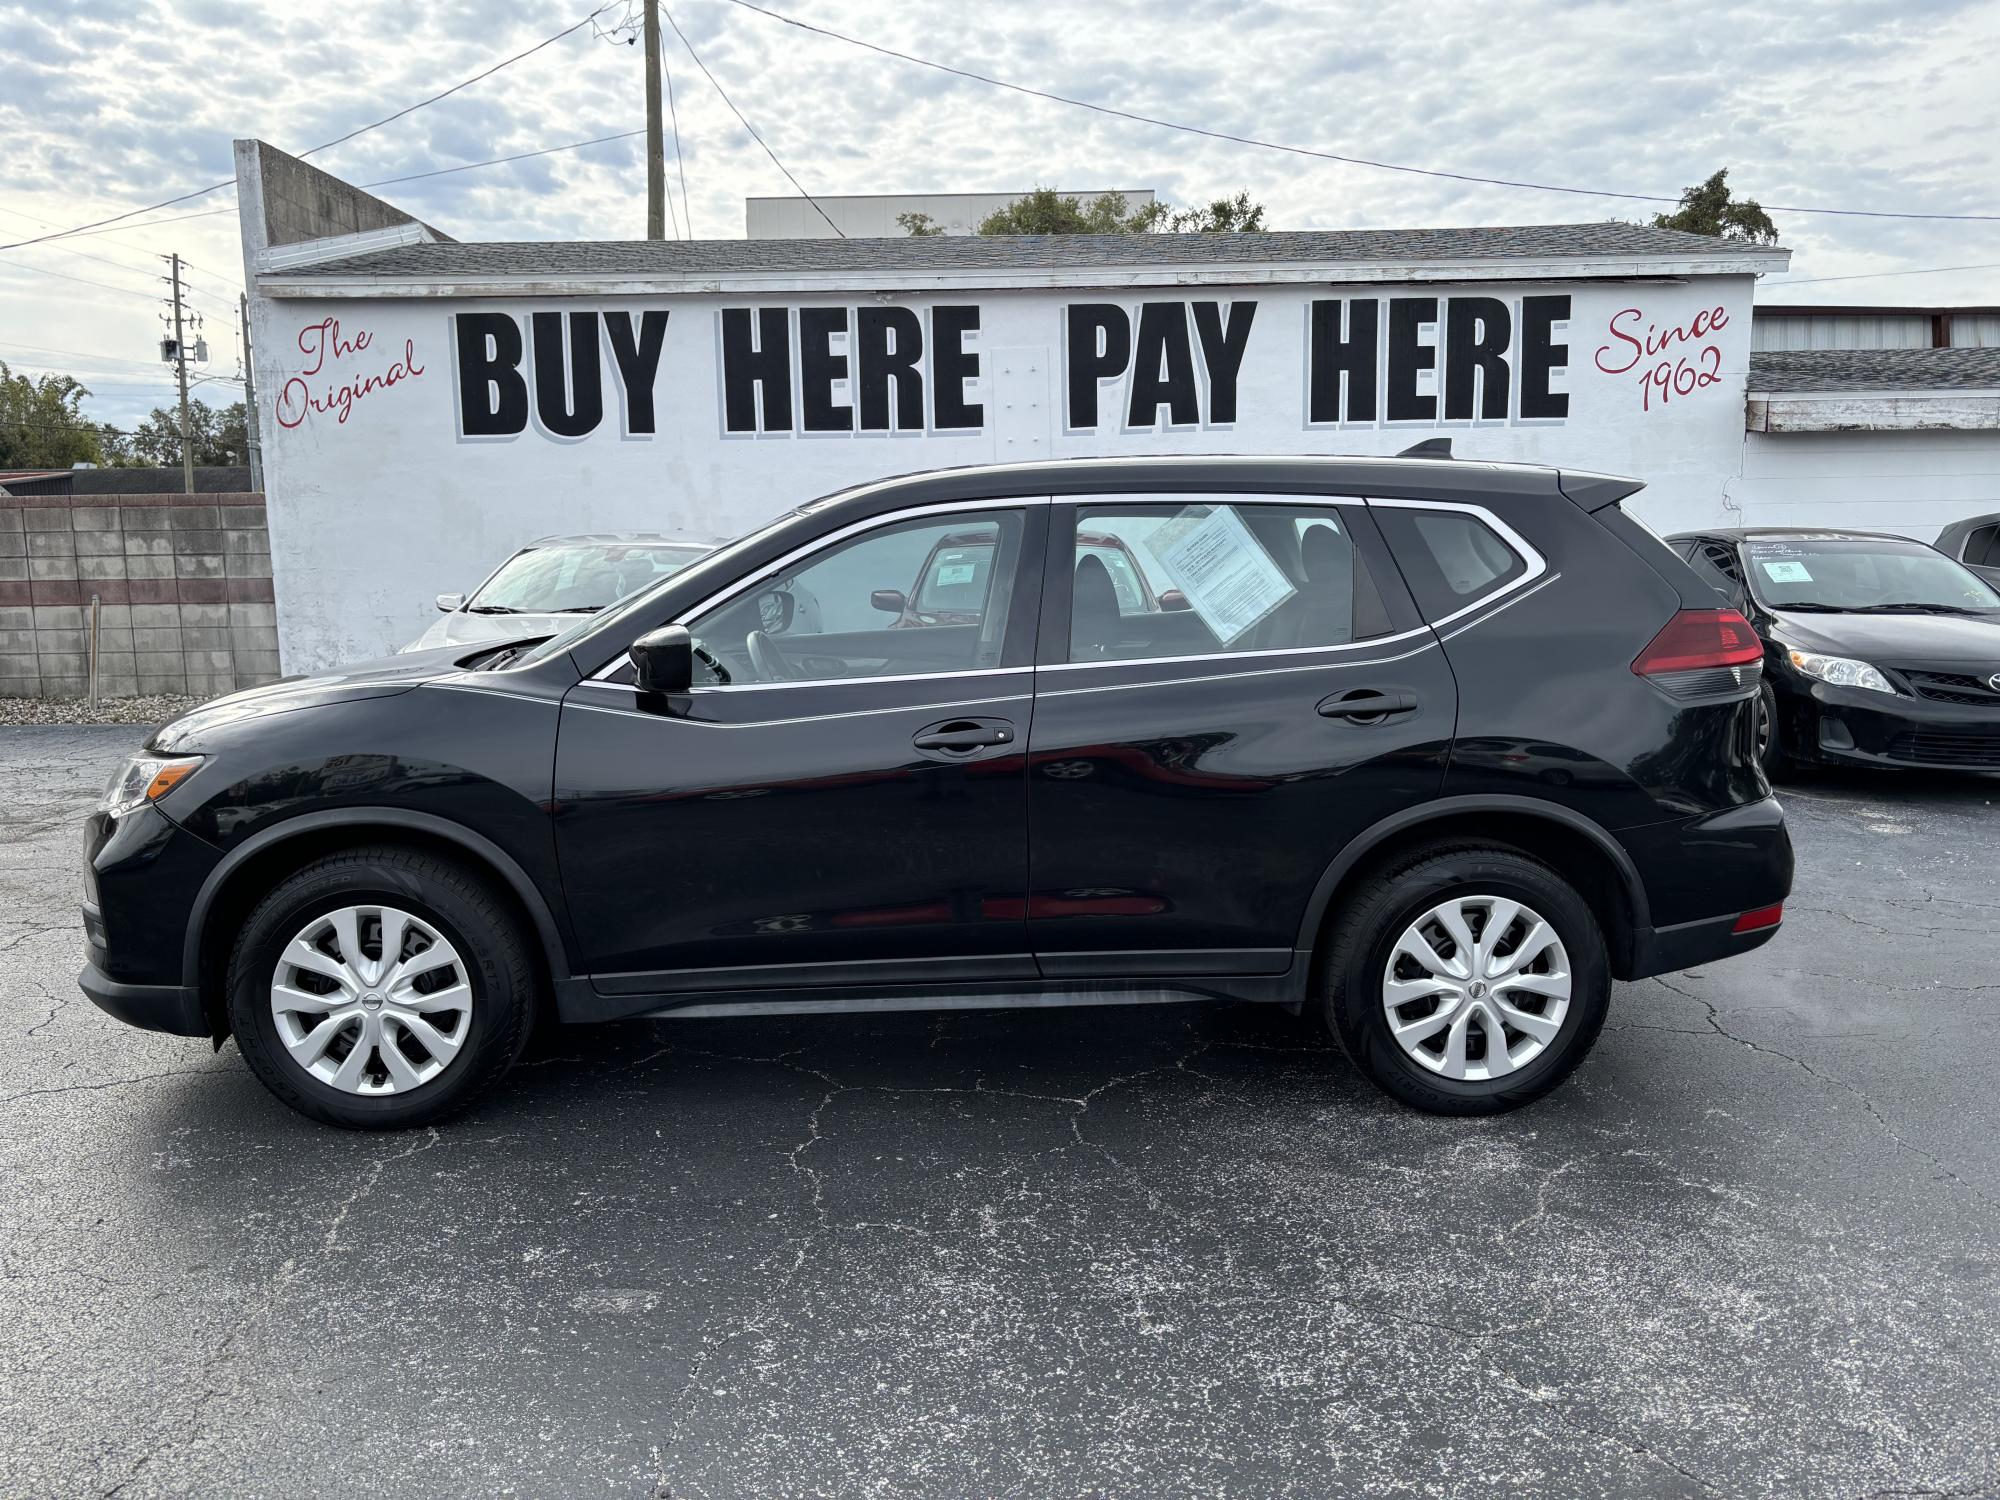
[1749, 348, 2000, 393]
[298, 221, 1779, 279]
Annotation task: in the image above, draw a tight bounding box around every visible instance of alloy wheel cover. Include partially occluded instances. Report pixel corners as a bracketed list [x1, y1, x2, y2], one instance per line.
[1381, 894, 1573, 1082]
[269, 904, 474, 1095]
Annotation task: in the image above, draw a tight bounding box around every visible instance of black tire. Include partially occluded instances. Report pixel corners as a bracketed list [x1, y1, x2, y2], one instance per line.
[227, 844, 538, 1129]
[1320, 844, 1610, 1115]
[1754, 682, 1794, 780]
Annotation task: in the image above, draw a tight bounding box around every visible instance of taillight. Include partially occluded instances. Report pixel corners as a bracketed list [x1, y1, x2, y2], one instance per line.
[1632, 609, 1763, 675]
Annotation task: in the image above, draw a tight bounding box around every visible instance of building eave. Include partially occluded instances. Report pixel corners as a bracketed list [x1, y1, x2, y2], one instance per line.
[255, 252, 1785, 300]
[1746, 390, 2000, 433]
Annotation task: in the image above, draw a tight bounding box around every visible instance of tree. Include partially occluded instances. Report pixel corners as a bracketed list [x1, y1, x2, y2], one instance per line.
[0, 363, 105, 469]
[128, 398, 248, 467]
[1652, 169, 1779, 245]
[895, 211, 945, 236]
[965, 187, 1270, 235]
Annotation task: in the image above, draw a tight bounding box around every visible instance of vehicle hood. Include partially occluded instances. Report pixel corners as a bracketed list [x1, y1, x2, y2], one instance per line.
[1769, 609, 2000, 670]
[402, 610, 575, 652]
[149, 644, 482, 752]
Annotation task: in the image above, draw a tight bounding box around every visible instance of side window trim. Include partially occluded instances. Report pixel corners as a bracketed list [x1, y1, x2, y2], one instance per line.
[1365, 497, 1549, 628]
[589, 497, 1048, 685]
[1035, 493, 1427, 670]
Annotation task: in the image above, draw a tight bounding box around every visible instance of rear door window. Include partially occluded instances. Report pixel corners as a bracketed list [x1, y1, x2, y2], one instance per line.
[1058, 497, 1404, 662]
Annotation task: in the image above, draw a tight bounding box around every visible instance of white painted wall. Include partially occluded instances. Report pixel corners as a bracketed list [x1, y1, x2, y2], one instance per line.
[1733, 428, 2000, 541]
[252, 274, 1758, 669]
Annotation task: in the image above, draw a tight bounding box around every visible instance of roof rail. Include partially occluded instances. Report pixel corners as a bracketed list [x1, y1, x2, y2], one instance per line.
[1396, 438, 1453, 460]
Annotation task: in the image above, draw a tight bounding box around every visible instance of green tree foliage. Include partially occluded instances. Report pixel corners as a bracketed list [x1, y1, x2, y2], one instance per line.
[0, 362, 105, 469]
[895, 211, 945, 236]
[958, 187, 1271, 236]
[1652, 169, 1779, 245]
[127, 398, 248, 467]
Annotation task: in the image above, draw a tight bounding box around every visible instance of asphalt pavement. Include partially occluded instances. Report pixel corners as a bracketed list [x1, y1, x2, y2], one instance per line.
[2, 724, 1997, 1498]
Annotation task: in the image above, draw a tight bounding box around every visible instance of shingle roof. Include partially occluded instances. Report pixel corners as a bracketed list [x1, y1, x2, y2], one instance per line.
[1749, 348, 2000, 393]
[296, 221, 1780, 279]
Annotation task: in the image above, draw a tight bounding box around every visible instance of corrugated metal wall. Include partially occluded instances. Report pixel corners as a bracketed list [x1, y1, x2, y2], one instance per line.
[1952, 314, 2000, 348]
[1752, 315, 1932, 350]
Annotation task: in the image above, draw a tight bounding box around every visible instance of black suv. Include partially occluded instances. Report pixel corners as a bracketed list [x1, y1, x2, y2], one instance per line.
[82, 455, 1792, 1128]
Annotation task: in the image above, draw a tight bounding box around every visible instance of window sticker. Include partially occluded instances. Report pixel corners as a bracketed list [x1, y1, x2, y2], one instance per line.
[1141, 505, 1295, 644]
[935, 563, 977, 586]
[1760, 560, 1813, 583]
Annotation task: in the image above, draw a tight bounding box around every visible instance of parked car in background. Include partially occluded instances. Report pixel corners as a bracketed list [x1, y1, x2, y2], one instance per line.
[1935, 511, 2000, 588]
[402, 533, 716, 652]
[83, 454, 1790, 1129]
[1666, 527, 2000, 773]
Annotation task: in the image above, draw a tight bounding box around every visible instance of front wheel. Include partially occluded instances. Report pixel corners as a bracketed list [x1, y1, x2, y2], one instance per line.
[1321, 846, 1610, 1115]
[227, 845, 538, 1129]
[1754, 682, 1794, 779]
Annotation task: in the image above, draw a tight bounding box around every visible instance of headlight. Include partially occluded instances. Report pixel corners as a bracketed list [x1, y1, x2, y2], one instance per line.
[1787, 650, 1897, 694]
[101, 754, 203, 818]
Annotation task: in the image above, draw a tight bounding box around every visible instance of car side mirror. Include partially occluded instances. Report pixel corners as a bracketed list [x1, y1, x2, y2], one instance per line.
[1159, 589, 1191, 612]
[871, 588, 908, 614]
[436, 592, 465, 612]
[630, 624, 693, 694]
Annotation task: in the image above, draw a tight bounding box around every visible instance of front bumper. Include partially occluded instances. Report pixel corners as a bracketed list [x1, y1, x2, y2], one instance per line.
[1780, 679, 2000, 771]
[80, 801, 221, 1034]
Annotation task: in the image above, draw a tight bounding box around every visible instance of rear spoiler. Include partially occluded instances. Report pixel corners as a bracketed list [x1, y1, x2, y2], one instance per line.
[1559, 468, 1646, 513]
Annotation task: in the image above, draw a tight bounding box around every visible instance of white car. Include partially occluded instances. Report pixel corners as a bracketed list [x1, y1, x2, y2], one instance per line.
[402, 533, 716, 653]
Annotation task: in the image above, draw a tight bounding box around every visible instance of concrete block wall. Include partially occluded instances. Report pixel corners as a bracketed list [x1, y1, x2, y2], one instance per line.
[0, 492, 279, 699]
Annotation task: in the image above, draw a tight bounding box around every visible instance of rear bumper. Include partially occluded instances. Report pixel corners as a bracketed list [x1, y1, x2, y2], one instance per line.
[78, 958, 206, 1037]
[1614, 795, 1793, 980]
[1628, 909, 1782, 979]
[1780, 680, 2000, 771]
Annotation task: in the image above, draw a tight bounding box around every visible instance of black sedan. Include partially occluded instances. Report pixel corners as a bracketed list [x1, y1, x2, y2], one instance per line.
[1666, 527, 2000, 773]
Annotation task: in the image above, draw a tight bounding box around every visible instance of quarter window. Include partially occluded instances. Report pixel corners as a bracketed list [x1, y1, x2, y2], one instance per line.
[1374, 506, 1531, 621]
[1065, 498, 1398, 663]
[687, 510, 1026, 686]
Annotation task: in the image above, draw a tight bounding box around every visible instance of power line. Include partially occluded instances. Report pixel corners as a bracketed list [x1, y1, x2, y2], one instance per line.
[364, 128, 645, 188]
[664, 46, 693, 236]
[661, 3, 842, 236]
[1760, 261, 2000, 289]
[0, 1, 627, 252]
[0, 258, 161, 302]
[719, 0, 2000, 225]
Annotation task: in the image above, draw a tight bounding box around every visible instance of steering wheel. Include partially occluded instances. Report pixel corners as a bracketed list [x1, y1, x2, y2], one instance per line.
[745, 629, 801, 682]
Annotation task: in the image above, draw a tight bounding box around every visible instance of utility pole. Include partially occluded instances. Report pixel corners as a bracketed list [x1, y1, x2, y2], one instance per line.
[239, 292, 263, 492]
[168, 253, 194, 495]
[643, 0, 666, 239]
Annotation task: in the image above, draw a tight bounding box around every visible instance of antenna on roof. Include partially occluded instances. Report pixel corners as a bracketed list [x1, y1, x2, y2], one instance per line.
[1397, 438, 1453, 460]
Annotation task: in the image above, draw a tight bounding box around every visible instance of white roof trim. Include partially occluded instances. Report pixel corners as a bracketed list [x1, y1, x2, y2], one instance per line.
[256, 221, 434, 274]
[257, 252, 1784, 299]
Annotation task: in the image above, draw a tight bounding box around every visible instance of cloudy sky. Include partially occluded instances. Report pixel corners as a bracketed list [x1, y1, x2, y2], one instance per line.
[3, 0, 1996, 432]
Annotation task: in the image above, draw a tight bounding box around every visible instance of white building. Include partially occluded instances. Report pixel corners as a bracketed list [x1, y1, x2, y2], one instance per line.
[235, 139, 1797, 672]
[746, 190, 1158, 240]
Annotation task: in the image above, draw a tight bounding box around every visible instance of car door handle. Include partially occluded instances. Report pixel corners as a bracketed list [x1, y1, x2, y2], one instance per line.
[913, 718, 1014, 753]
[1317, 690, 1418, 721]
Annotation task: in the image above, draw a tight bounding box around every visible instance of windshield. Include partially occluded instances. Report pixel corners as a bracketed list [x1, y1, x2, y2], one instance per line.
[510, 509, 803, 669]
[1743, 538, 2000, 613]
[469, 541, 708, 614]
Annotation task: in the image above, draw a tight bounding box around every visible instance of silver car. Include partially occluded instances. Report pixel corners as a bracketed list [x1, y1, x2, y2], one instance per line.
[402, 533, 715, 653]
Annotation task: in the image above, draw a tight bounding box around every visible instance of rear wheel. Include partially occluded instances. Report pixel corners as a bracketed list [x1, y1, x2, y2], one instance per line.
[227, 845, 537, 1129]
[1321, 845, 1610, 1115]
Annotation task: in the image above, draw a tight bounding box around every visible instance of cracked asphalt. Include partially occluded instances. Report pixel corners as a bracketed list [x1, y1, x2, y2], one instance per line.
[3, 725, 1998, 1499]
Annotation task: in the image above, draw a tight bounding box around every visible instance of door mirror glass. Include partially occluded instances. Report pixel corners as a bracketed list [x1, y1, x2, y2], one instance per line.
[631, 624, 694, 694]
[436, 592, 465, 612]
[755, 589, 797, 635]
[1157, 588, 1191, 612]
[871, 588, 908, 615]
